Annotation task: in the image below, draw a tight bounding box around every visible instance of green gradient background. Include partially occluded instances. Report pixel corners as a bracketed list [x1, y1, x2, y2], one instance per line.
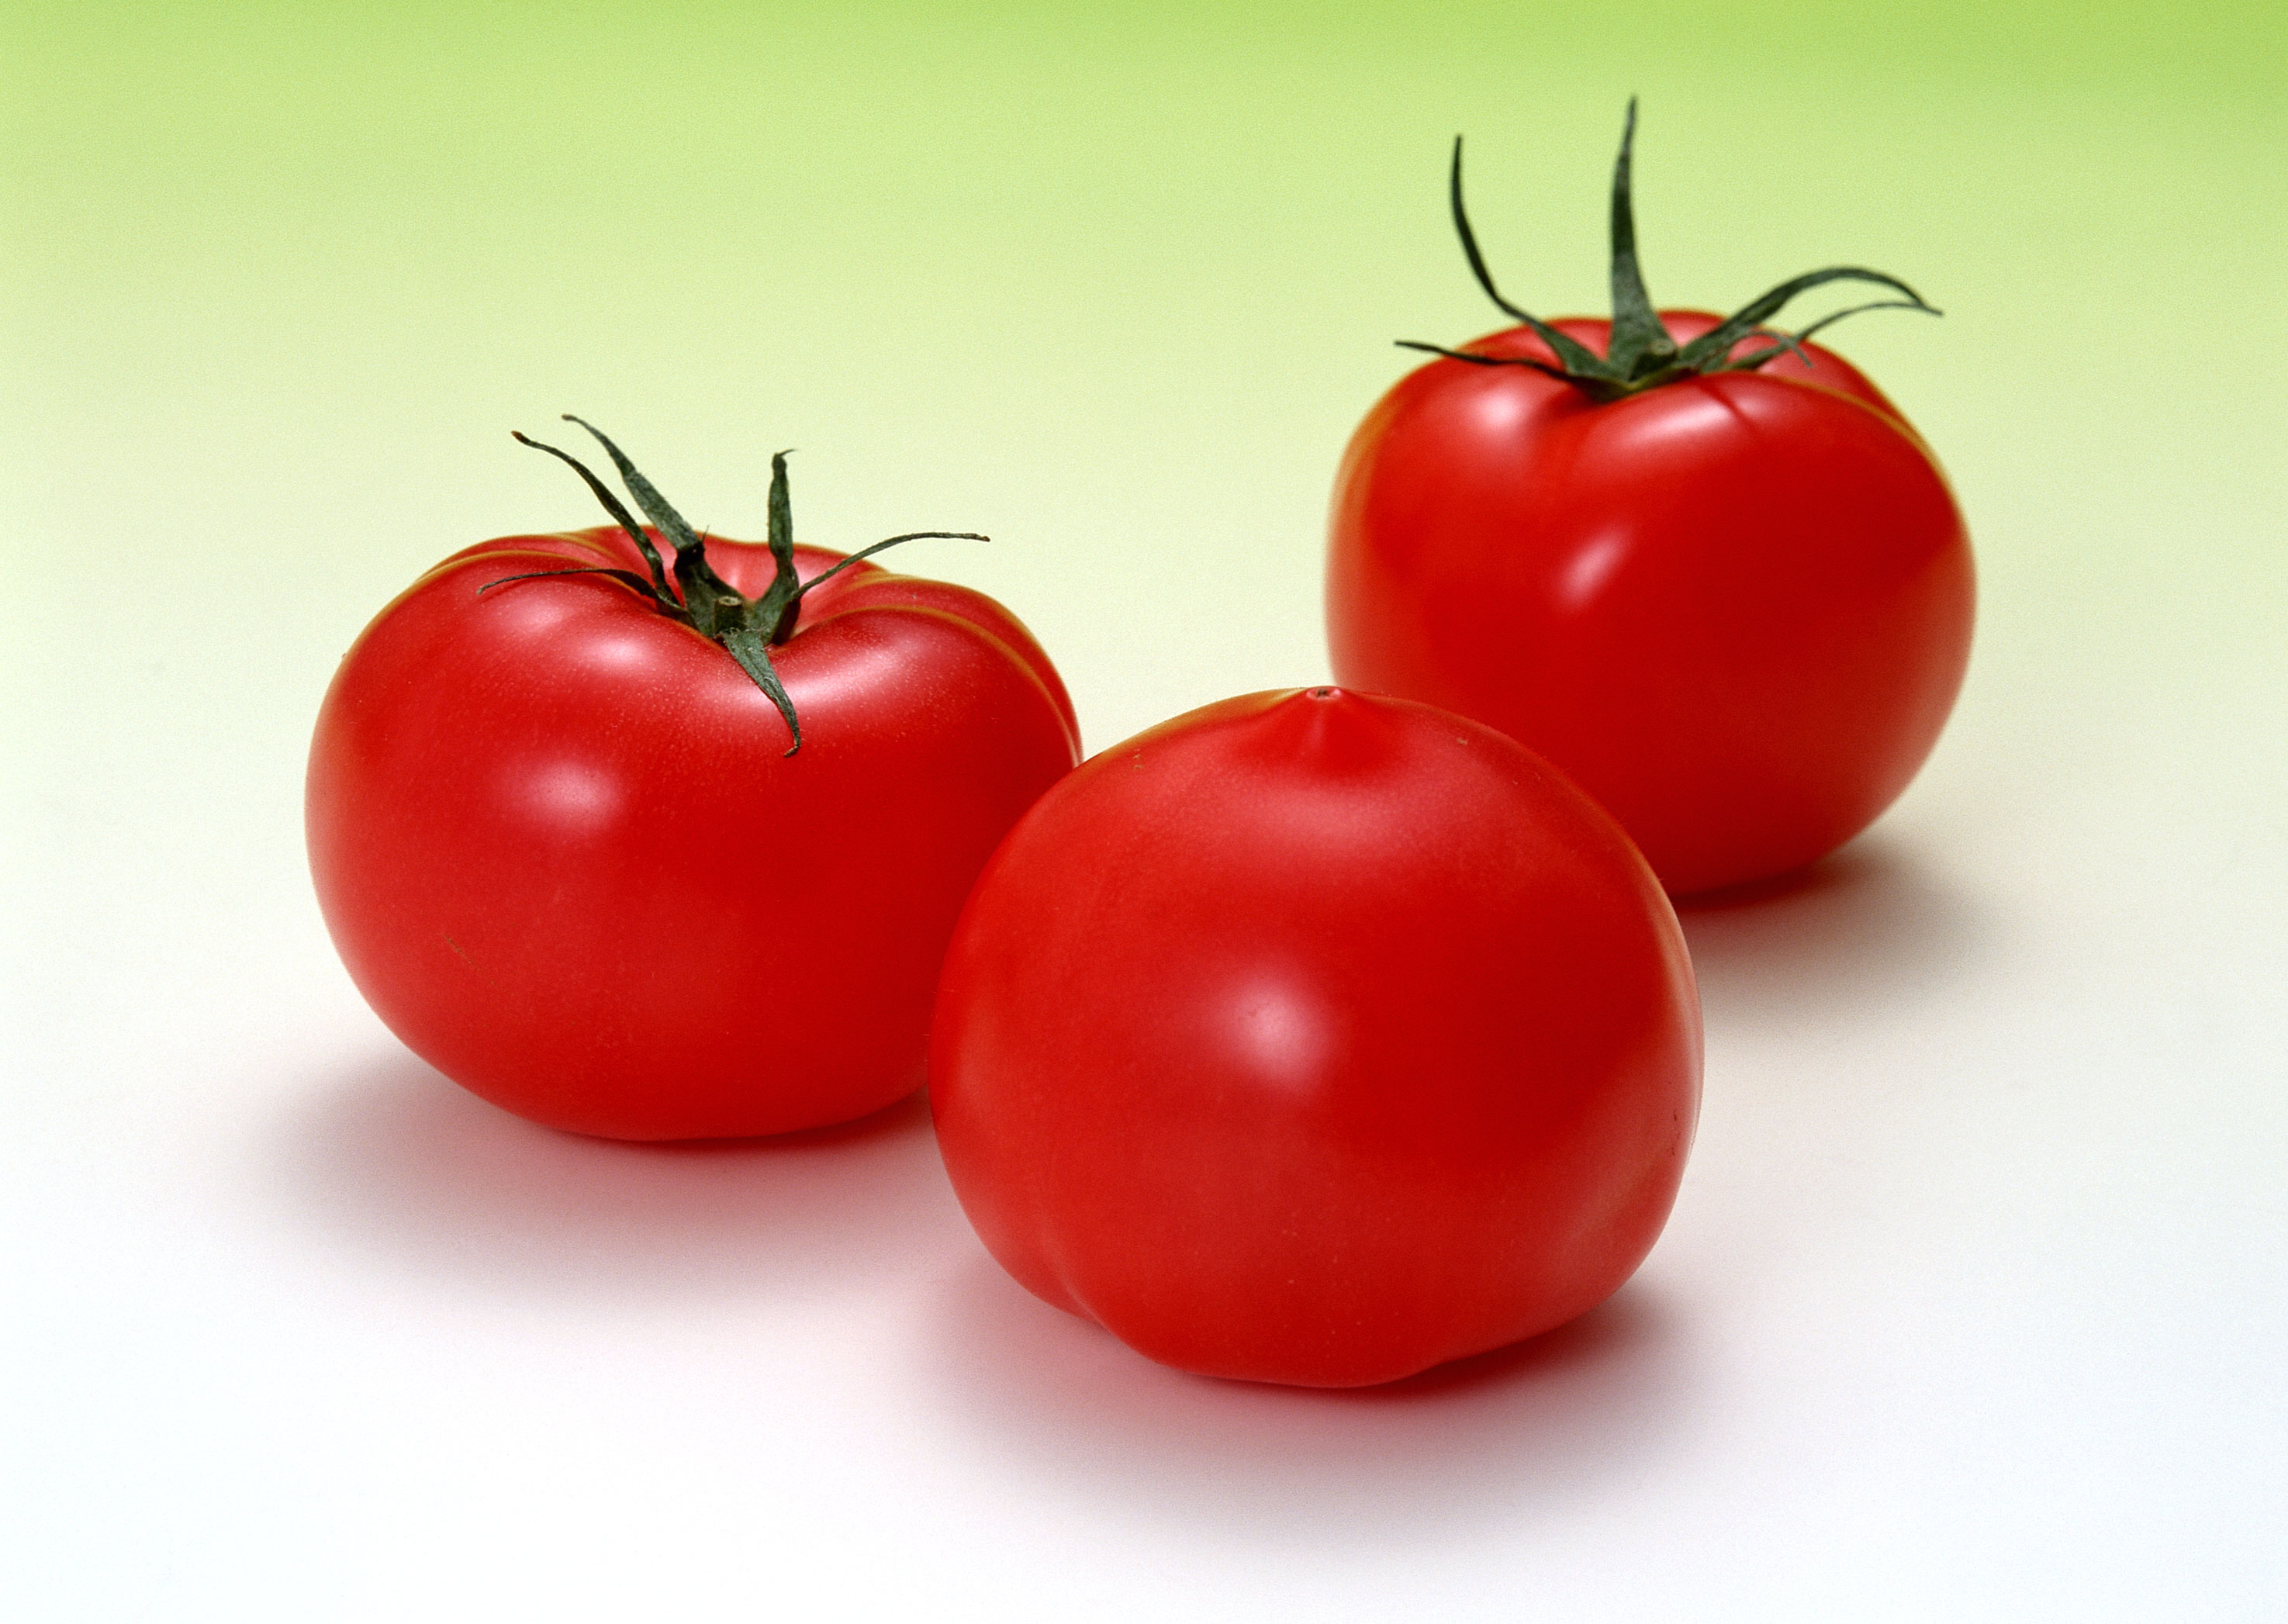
[6, 0, 2283, 765]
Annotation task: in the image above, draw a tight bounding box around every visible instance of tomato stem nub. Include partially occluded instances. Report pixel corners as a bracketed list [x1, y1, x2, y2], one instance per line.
[1397, 100, 1943, 399]
[503, 420, 987, 755]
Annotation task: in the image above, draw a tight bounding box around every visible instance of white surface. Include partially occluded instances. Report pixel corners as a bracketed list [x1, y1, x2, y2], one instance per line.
[7, 550, 2285, 1622]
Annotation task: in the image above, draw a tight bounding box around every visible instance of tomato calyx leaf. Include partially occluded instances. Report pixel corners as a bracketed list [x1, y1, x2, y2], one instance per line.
[505, 420, 986, 755]
[1400, 98, 1943, 401]
[1601, 98, 1678, 382]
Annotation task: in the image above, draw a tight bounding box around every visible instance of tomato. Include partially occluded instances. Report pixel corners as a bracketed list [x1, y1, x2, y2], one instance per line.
[307, 422, 1079, 1140]
[1327, 107, 1974, 895]
[930, 686, 1701, 1388]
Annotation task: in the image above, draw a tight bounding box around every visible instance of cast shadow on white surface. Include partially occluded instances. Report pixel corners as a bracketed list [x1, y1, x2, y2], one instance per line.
[923, 1255, 1693, 1543]
[282, 1051, 970, 1303]
[1674, 835, 1986, 1029]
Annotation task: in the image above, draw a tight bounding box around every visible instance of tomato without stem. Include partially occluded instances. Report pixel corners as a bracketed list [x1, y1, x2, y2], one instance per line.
[308, 425, 1079, 1140]
[931, 687, 1701, 1388]
[1329, 109, 1974, 895]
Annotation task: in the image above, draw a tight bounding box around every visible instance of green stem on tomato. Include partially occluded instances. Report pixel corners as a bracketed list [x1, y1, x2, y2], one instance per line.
[499, 419, 985, 755]
[1398, 97, 1942, 400]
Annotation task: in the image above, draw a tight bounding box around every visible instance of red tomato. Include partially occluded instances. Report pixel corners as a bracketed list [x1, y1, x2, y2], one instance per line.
[1328, 115, 1974, 895]
[931, 687, 1701, 1388]
[308, 426, 1079, 1140]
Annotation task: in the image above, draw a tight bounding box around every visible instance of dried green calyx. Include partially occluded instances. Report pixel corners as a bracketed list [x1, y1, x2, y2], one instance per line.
[1400, 99, 1940, 402]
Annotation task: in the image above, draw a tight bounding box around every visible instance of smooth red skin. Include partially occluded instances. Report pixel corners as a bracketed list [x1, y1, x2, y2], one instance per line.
[931, 688, 1702, 1388]
[307, 525, 1079, 1140]
[1328, 309, 1974, 896]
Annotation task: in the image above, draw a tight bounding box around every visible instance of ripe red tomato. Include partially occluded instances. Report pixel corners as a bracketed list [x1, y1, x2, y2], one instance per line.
[931, 687, 1701, 1388]
[1328, 112, 1974, 895]
[307, 423, 1079, 1140]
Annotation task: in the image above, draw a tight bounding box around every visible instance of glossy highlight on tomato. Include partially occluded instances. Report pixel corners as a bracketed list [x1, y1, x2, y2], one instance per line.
[931, 687, 1701, 1387]
[308, 435, 1079, 1141]
[1329, 113, 1974, 895]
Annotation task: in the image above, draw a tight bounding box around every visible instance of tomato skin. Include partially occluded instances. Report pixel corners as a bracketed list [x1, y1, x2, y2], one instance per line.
[1328, 312, 1973, 896]
[931, 687, 1700, 1387]
[307, 524, 1079, 1140]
